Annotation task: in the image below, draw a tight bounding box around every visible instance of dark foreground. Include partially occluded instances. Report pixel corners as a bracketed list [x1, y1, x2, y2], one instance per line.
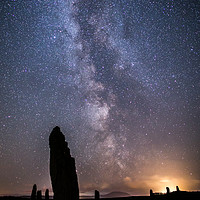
[1, 192, 200, 200]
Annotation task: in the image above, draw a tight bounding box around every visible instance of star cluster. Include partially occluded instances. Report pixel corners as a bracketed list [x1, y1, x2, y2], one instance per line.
[0, 0, 199, 196]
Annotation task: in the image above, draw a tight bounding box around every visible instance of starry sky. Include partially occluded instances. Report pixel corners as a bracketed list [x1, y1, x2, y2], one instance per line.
[0, 0, 200, 196]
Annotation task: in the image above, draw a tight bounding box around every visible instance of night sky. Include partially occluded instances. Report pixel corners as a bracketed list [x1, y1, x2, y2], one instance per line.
[0, 0, 200, 196]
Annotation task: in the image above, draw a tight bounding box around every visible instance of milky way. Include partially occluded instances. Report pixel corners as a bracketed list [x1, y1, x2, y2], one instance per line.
[0, 0, 199, 196]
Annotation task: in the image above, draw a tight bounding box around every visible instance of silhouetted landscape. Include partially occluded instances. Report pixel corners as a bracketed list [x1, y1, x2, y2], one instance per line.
[0, 127, 199, 200]
[1, 190, 200, 200]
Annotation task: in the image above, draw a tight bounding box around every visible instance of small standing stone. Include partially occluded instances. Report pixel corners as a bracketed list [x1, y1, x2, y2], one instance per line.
[37, 190, 42, 200]
[45, 189, 49, 200]
[95, 190, 100, 199]
[31, 184, 37, 200]
[166, 187, 170, 195]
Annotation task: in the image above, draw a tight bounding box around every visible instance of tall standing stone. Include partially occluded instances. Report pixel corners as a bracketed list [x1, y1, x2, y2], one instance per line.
[49, 126, 79, 200]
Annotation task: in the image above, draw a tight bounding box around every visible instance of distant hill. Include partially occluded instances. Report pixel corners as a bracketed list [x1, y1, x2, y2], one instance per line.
[102, 191, 130, 198]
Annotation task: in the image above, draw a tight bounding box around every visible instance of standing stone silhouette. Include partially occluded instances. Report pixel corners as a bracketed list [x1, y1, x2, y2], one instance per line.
[49, 126, 79, 200]
[176, 186, 180, 192]
[31, 184, 37, 200]
[37, 190, 42, 200]
[45, 189, 49, 200]
[95, 190, 100, 200]
[150, 189, 153, 197]
[166, 187, 170, 195]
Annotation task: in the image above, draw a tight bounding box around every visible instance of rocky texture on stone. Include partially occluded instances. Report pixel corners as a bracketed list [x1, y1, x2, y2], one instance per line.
[49, 126, 79, 200]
